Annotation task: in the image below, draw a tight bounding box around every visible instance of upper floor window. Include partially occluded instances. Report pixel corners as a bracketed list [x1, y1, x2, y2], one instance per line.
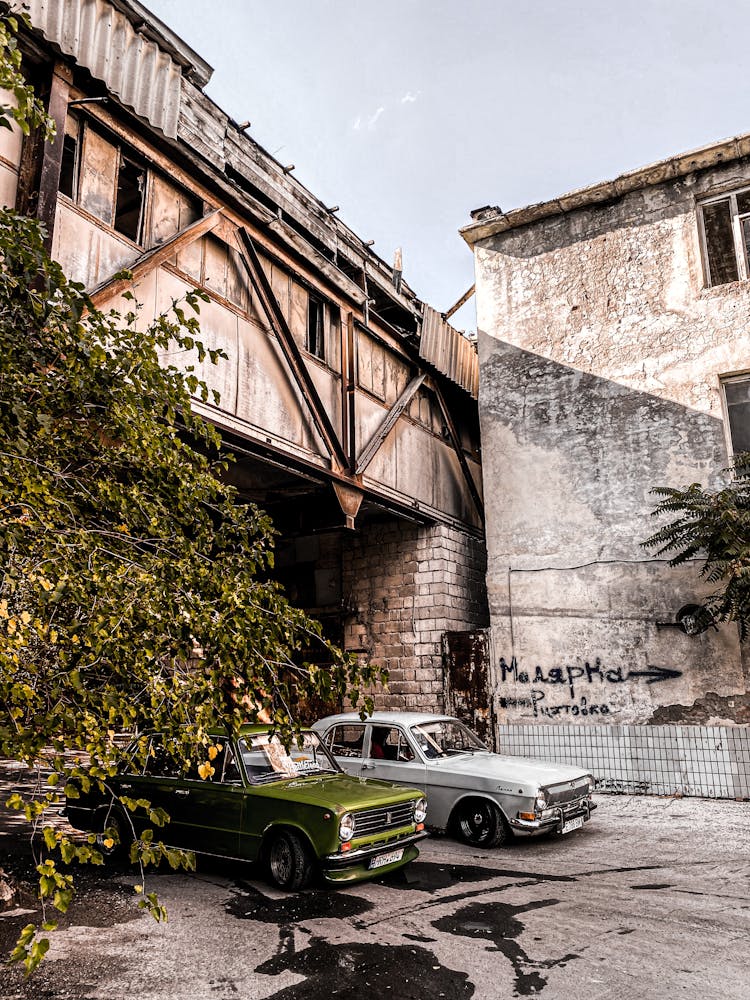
[722, 373, 750, 457]
[699, 189, 750, 287]
[306, 293, 325, 360]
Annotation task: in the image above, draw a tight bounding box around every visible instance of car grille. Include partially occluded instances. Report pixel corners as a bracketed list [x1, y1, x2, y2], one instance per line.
[545, 778, 591, 806]
[352, 801, 415, 835]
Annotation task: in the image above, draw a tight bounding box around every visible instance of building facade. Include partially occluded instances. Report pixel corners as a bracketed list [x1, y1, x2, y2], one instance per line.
[2, 0, 488, 716]
[462, 138, 750, 796]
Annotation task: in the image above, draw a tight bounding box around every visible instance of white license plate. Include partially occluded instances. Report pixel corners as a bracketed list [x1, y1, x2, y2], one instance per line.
[561, 815, 584, 835]
[368, 848, 404, 870]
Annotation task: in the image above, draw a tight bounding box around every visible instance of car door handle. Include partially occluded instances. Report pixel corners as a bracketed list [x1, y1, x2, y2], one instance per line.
[361, 764, 375, 770]
[174, 789, 190, 797]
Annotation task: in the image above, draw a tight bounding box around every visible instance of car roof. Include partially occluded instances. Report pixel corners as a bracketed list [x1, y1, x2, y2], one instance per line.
[313, 711, 457, 729]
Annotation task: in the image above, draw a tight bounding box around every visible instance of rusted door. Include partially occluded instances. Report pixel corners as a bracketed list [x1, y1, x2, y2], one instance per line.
[442, 629, 494, 744]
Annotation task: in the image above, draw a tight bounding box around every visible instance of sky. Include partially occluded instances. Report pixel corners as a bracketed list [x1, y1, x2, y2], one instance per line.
[146, 0, 750, 331]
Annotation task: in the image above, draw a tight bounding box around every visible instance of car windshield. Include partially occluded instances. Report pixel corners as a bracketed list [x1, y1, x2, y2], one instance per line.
[239, 731, 340, 785]
[410, 719, 487, 759]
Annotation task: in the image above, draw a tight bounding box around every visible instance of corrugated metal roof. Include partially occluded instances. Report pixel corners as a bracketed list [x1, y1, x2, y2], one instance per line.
[27, 0, 183, 138]
[420, 305, 479, 399]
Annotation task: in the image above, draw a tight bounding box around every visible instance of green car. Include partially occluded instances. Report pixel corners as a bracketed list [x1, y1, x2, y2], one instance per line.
[65, 726, 428, 890]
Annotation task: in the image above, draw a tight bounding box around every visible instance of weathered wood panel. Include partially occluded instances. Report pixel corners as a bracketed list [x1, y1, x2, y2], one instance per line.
[78, 126, 117, 226]
[52, 203, 141, 286]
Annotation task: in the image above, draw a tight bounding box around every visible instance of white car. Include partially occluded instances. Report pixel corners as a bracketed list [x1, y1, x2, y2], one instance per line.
[313, 712, 596, 847]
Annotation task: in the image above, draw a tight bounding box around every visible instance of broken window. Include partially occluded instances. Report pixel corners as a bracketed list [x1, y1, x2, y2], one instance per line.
[307, 293, 325, 360]
[698, 189, 750, 287]
[58, 116, 79, 199]
[722, 374, 750, 458]
[114, 155, 146, 242]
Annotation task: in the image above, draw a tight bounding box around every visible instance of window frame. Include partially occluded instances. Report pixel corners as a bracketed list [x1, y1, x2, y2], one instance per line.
[720, 371, 750, 462]
[306, 292, 326, 361]
[698, 187, 750, 287]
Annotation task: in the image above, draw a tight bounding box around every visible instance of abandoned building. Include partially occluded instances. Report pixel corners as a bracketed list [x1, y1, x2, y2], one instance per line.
[1, 0, 488, 718]
[462, 136, 750, 796]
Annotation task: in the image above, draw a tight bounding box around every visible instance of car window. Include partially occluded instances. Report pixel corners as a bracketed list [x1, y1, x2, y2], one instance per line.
[325, 724, 365, 758]
[410, 719, 486, 759]
[369, 726, 414, 762]
[239, 731, 340, 785]
[142, 735, 183, 778]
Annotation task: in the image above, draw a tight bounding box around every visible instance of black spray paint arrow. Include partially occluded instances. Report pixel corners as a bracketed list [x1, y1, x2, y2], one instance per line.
[626, 666, 682, 684]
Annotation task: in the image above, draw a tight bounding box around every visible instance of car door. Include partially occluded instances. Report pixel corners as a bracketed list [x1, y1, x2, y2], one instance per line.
[173, 742, 245, 858]
[321, 723, 367, 776]
[361, 725, 426, 792]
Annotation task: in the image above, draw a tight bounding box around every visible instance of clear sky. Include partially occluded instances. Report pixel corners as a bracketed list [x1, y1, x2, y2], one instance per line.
[146, 0, 750, 330]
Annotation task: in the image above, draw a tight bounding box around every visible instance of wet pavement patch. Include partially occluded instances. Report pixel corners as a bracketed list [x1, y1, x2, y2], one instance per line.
[256, 938, 474, 998]
[432, 898, 579, 997]
[379, 861, 575, 892]
[227, 881, 373, 924]
[630, 883, 674, 890]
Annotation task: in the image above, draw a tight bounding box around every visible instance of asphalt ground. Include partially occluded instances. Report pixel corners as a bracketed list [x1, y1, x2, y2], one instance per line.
[1, 764, 749, 1000]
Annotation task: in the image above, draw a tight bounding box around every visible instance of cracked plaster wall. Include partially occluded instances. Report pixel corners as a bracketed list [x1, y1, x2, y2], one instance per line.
[474, 160, 750, 726]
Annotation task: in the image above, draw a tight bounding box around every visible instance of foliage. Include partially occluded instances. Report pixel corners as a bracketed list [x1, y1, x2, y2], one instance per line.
[0, 13, 383, 973]
[0, 9, 54, 140]
[643, 458, 750, 639]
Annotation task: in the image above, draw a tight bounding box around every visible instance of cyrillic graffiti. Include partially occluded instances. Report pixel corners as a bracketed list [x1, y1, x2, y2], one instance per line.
[498, 656, 681, 700]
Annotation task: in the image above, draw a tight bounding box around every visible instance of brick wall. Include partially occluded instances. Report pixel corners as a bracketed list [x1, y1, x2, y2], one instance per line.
[342, 520, 488, 712]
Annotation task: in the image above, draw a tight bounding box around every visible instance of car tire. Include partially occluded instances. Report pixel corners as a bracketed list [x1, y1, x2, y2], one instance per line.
[96, 808, 131, 863]
[266, 830, 313, 891]
[453, 799, 507, 848]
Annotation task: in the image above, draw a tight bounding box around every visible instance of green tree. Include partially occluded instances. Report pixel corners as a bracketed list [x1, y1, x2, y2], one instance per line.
[0, 11, 381, 973]
[644, 459, 750, 639]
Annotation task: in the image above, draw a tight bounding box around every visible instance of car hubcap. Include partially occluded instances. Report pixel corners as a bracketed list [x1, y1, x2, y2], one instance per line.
[270, 840, 291, 883]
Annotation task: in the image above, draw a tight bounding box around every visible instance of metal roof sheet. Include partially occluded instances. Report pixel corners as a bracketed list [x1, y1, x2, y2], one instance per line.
[27, 0, 185, 137]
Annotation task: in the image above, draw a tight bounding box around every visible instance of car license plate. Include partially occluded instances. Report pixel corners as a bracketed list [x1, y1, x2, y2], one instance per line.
[368, 848, 404, 870]
[561, 815, 584, 834]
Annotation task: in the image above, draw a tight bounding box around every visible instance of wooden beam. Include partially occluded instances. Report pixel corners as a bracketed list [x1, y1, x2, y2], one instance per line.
[444, 284, 475, 320]
[355, 373, 426, 476]
[428, 376, 485, 521]
[236, 228, 349, 471]
[38, 62, 73, 251]
[88, 209, 223, 307]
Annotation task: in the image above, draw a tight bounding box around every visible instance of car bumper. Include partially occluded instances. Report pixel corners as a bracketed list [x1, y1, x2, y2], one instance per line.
[321, 829, 429, 882]
[509, 799, 597, 836]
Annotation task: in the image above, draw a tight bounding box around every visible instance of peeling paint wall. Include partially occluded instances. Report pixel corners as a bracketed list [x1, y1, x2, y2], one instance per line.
[473, 160, 750, 727]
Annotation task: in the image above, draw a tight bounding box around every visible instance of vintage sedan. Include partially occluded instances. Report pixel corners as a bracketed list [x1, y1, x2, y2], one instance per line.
[313, 712, 595, 847]
[65, 726, 427, 890]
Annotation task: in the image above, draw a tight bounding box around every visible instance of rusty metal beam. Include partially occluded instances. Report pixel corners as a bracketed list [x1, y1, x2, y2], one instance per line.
[88, 209, 223, 307]
[340, 309, 357, 470]
[236, 228, 348, 472]
[428, 376, 484, 521]
[444, 283, 475, 320]
[355, 373, 426, 476]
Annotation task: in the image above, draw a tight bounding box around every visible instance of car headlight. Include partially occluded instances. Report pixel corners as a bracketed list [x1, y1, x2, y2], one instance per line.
[414, 798, 427, 824]
[339, 813, 355, 841]
[535, 792, 548, 812]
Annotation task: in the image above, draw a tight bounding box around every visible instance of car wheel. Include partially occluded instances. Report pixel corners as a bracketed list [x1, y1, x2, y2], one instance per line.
[96, 808, 130, 863]
[453, 799, 507, 848]
[267, 830, 313, 891]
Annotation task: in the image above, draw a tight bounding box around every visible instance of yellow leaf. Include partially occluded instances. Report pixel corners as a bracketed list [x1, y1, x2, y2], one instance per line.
[0, 600, 7, 619]
[207, 745, 221, 761]
[197, 762, 214, 780]
[102, 838, 114, 850]
[20, 611, 31, 625]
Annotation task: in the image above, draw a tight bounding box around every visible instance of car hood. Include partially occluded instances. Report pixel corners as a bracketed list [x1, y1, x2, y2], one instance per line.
[431, 752, 590, 790]
[253, 772, 421, 812]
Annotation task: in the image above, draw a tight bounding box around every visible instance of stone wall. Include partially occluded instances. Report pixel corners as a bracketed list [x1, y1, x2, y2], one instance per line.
[473, 157, 750, 727]
[342, 520, 488, 711]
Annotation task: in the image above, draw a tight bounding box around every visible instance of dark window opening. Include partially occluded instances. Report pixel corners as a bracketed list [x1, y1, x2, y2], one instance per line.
[58, 133, 78, 199]
[114, 156, 146, 242]
[724, 376, 750, 458]
[307, 295, 325, 359]
[702, 199, 739, 286]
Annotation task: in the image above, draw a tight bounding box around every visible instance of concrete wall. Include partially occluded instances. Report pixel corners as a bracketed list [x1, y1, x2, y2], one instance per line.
[342, 521, 488, 712]
[474, 159, 750, 727]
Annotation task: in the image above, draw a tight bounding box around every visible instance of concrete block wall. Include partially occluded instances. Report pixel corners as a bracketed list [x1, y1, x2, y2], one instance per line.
[498, 723, 750, 799]
[342, 520, 488, 711]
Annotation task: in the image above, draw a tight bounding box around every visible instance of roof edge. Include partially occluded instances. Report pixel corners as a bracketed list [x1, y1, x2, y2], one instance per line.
[460, 131, 750, 246]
